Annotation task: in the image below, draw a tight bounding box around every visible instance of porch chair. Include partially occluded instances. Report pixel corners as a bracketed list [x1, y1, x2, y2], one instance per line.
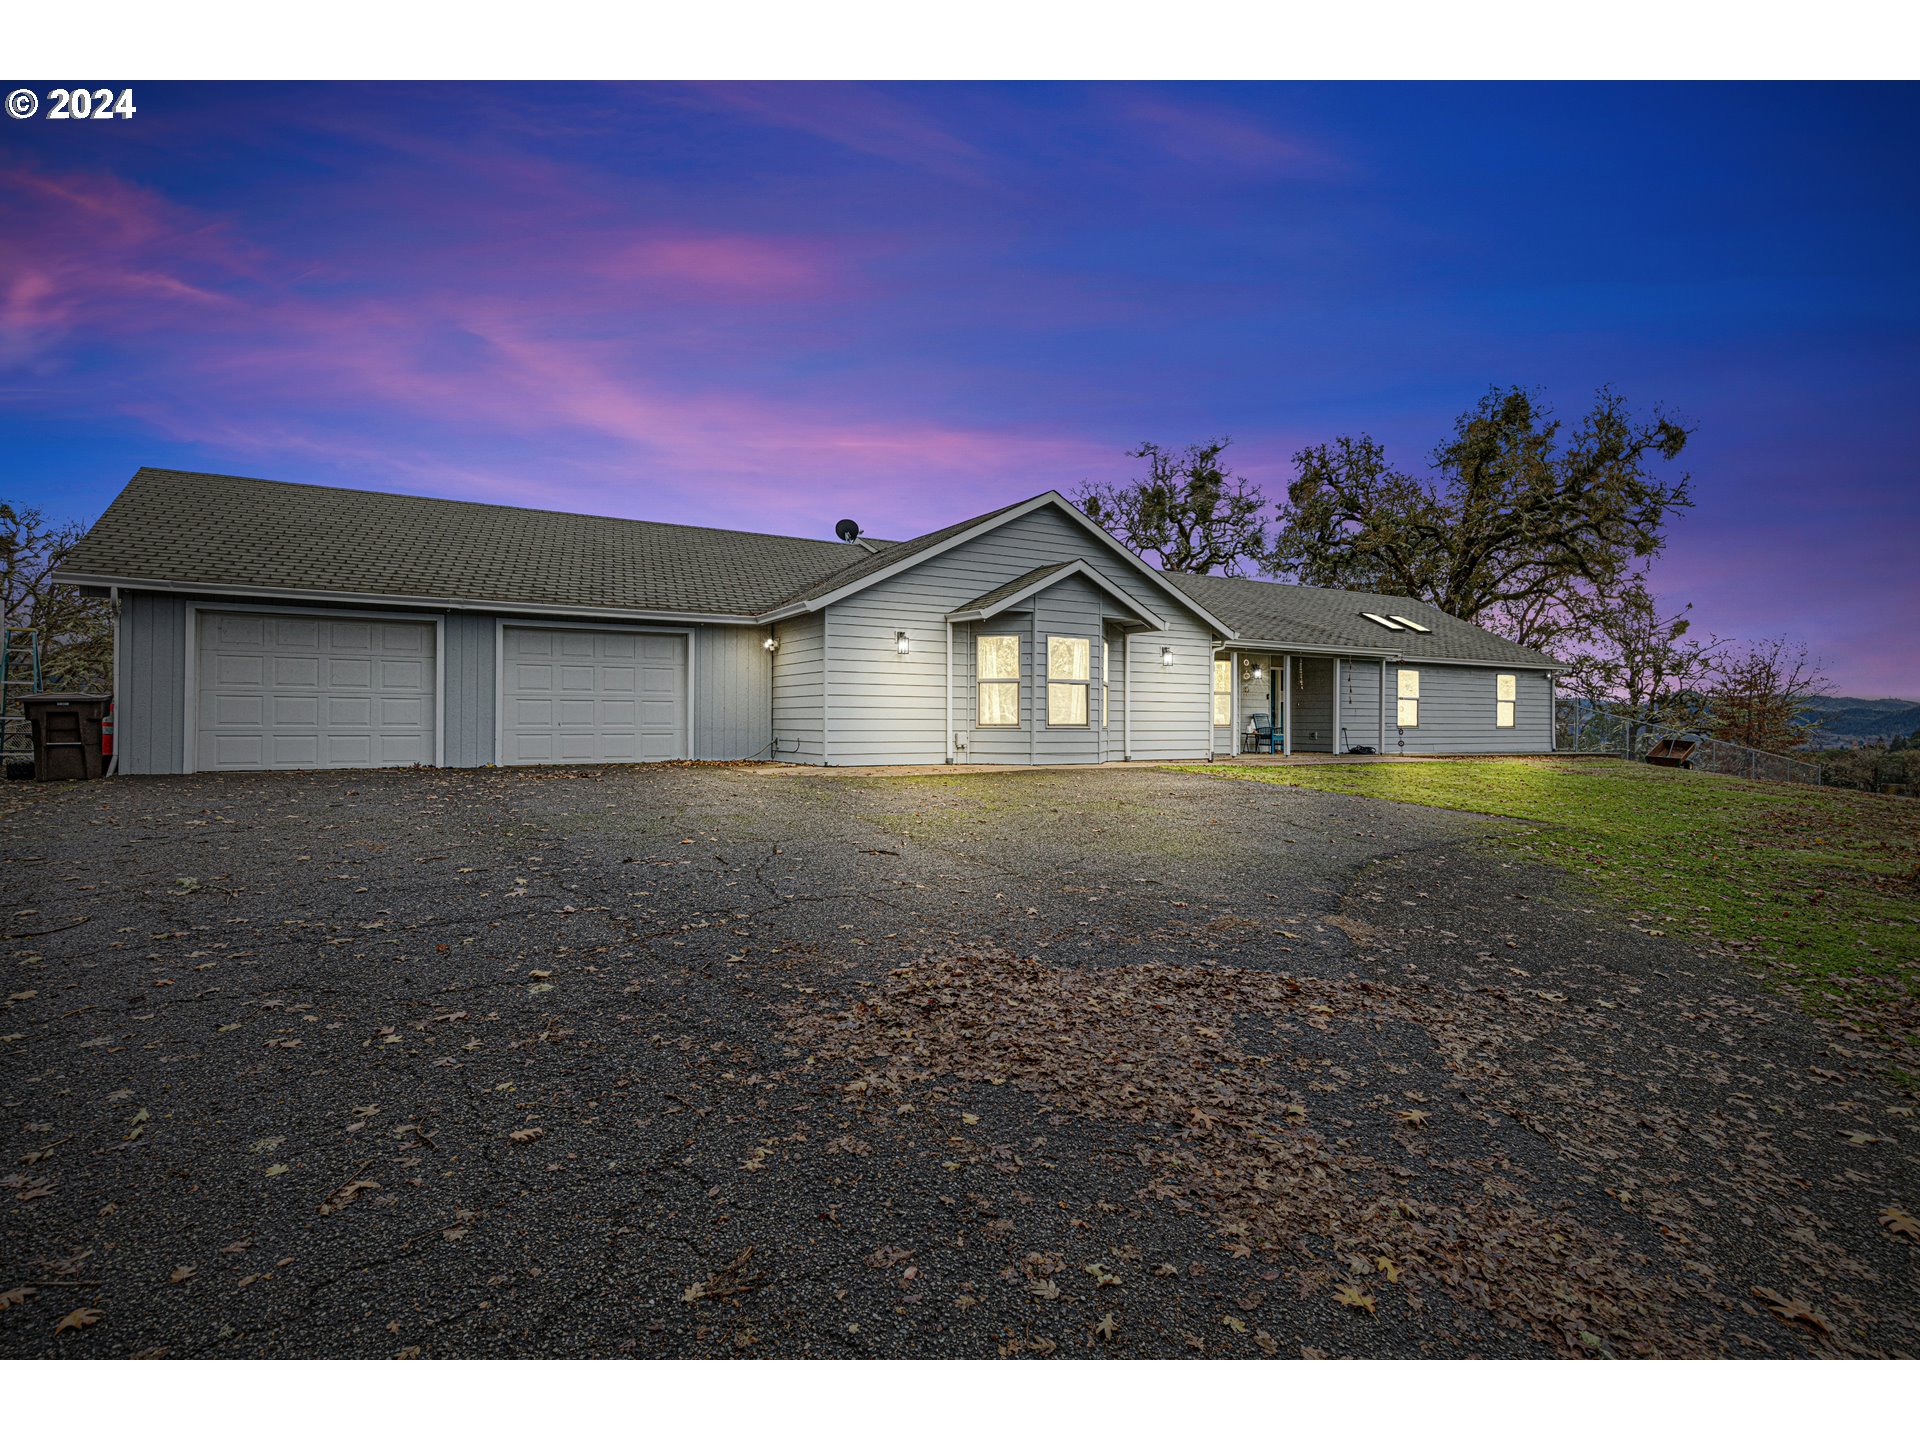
[1247, 711, 1279, 754]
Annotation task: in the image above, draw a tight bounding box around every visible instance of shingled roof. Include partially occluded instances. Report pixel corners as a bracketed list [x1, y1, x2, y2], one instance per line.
[55, 468, 889, 618]
[1161, 571, 1560, 669]
[56, 469, 1558, 668]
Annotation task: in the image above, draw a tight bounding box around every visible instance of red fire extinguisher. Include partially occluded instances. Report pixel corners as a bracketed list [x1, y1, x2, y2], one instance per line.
[101, 705, 114, 761]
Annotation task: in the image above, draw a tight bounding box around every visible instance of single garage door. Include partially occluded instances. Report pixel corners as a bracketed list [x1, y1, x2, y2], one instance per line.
[195, 611, 436, 771]
[501, 627, 688, 765]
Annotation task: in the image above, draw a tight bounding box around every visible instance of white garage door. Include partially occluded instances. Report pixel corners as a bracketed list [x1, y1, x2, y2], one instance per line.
[195, 611, 437, 771]
[501, 627, 688, 765]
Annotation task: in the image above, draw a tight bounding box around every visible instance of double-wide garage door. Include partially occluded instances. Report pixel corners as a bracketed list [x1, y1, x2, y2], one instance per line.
[196, 611, 436, 771]
[500, 627, 688, 765]
[193, 612, 690, 771]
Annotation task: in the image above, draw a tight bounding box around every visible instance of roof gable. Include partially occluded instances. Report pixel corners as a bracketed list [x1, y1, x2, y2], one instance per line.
[766, 491, 1236, 635]
[947, 559, 1167, 629]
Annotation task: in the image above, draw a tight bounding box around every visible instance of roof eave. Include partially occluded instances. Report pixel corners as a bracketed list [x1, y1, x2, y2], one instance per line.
[946, 559, 1169, 630]
[50, 571, 766, 627]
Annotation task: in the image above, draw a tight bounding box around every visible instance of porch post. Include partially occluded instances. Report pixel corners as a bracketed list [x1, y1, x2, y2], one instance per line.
[1123, 634, 1133, 761]
[1379, 658, 1387, 751]
[1332, 656, 1342, 754]
[944, 620, 955, 764]
[1281, 653, 1293, 757]
[1229, 649, 1239, 757]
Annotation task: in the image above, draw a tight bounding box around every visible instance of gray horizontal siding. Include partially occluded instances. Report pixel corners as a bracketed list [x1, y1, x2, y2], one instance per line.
[1386, 662, 1553, 754]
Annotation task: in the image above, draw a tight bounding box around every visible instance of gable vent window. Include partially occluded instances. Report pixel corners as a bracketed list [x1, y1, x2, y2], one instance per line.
[1397, 668, 1420, 727]
[977, 634, 1020, 727]
[1362, 613, 1404, 631]
[1495, 673, 1516, 728]
[1390, 615, 1431, 633]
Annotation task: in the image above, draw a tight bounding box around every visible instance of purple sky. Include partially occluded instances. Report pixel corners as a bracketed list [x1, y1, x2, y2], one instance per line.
[3, 82, 1915, 695]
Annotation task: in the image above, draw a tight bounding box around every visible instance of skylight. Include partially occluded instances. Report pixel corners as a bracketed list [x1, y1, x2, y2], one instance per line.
[1390, 615, 1432, 633]
[1361, 613, 1404, 631]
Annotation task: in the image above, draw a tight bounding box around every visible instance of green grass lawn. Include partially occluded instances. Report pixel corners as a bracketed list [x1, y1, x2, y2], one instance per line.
[1180, 757, 1920, 1051]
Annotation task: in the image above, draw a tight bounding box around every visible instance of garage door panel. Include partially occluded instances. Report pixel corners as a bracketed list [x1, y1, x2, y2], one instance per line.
[196, 611, 435, 772]
[215, 654, 265, 686]
[502, 627, 686, 766]
[273, 656, 320, 688]
[215, 694, 264, 726]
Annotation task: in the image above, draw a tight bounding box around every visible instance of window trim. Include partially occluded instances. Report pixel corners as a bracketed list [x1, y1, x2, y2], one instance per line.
[1397, 667, 1420, 728]
[1212, 657, 1232, 727]
[1101, 638, 1110, 729]
[1495, 672, 1516, 728]
[1046, 635, 1090, 729]
[976, 633, 1021, 728]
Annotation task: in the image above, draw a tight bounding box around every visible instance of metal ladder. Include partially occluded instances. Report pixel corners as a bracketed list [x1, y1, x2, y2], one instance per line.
[1, 625, 43, 774]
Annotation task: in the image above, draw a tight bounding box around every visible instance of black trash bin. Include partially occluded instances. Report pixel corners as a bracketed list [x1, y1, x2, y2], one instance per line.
[20, 693, 112, 781]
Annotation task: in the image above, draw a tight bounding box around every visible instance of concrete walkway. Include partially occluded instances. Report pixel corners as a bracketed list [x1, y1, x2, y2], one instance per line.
[749, 751, 1569, 778]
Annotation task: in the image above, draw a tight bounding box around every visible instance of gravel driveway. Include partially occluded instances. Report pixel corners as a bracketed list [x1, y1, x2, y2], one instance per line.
[2, 763, 1914, 1357]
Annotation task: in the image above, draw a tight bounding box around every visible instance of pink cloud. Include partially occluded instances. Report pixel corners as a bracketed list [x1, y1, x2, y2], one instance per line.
[599, 233, 834, 297]
[0, 167, 248, 366]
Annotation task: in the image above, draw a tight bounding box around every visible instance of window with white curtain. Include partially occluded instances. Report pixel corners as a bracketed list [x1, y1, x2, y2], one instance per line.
[1496, 673, 1516, 728]
[977, 634, 1020, 726]
[1212, 659, 1231, 726]
[1047, 636, 1090, 726]
[1397, 668, 1420, 727]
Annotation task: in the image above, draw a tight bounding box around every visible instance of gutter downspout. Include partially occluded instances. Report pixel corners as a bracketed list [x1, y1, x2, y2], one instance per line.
[944, 620, 955, 764]
[106, 584, 121, 777]
[1123, 634, 1132, 761]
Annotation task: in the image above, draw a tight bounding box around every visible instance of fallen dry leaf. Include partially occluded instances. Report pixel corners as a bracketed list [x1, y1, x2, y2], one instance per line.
[0, 1286, 35, 1310]
[509, 1128, 544, 1144]
[1751, 1287, 1832, 1334]
[1333, 1284, 1377, 1315]
[1878, 1206, 1919, 1240]
[168, 1266, 195, 1285]
[54, 1306, 103, 1333]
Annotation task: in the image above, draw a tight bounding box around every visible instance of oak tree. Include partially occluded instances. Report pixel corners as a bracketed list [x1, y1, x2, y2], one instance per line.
[1074, 440, 1274, 575]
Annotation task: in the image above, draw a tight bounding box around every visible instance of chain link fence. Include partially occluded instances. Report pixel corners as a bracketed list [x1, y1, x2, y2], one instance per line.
[1555, 699, 1821, 786]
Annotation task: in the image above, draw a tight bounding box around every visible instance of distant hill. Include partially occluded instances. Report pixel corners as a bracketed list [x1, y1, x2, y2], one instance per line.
[1799, 696, 1920, 745]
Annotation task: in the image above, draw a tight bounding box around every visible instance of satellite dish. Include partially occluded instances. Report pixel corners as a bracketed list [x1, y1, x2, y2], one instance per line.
[834, 518, 862, 543]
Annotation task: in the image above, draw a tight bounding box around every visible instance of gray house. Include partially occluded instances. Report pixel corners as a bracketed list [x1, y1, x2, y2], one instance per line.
[53, 468, 1562, 774]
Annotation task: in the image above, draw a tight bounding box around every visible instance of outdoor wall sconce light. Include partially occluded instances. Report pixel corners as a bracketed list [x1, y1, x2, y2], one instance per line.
[895, 631, 912, 656]
[763, 635, 779, 653]
[1252, 664, 1263, 680]
[1160, 646, 1175, 666]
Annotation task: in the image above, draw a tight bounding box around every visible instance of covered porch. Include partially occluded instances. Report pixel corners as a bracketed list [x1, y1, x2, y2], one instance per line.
[1211, 647, 1398, 758]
